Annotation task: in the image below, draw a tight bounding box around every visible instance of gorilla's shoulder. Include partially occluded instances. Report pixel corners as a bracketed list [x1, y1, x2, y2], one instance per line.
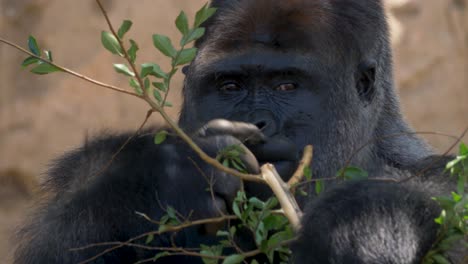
[42, 126, 176, 195]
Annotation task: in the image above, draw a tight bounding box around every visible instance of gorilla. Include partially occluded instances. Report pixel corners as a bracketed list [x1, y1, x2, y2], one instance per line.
[14, 0, 461, 263]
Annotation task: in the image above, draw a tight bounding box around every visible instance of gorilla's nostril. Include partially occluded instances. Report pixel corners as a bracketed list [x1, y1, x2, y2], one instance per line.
[255, 121, 267, 130]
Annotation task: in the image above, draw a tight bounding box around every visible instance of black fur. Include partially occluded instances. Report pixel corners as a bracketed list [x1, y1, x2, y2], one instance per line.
[15, 0, 458, 263]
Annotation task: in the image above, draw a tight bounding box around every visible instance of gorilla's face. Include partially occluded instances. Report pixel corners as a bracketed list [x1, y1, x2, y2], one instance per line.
[179, 46, 378, 178]
[178, 0, 386, 178]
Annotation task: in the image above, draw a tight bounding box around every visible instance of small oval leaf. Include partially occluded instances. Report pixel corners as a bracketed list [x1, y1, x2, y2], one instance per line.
[152, 82, 167, 92]
[153, 89, 162, 102]
[129, 78, 143, 95]
[175, 11, 189, 36]
[222, 254, 244, 264]
[127, 39, 139, 63]
[183, 28, 205, 45]
[194, 4, 217, 28]
[154, 130, 168, 145]
[28, 36, 41, 56]
[152, 34, 177, 58]
[113, 64, 135, 77]
[22, 56, 39, 68]
[44, 50, 53, 61]
[101, 31, 123, 56]
[141, 63, 167, 79]
[175, 48, 197, 66]
[117, 20, 133, 39]
[30, 63, 62, 75]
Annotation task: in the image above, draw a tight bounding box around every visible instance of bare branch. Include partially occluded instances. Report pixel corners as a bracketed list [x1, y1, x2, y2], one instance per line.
[288, 145, 313, 191]
[261, 164, 303, 230]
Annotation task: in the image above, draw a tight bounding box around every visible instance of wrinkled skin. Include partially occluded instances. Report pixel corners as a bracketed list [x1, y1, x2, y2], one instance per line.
[15, 0, 462, 264]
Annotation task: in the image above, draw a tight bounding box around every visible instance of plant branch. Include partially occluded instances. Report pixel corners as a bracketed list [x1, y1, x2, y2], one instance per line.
[94, 0, 267, 185]
[72, 214, 238, 264]
[0, 37, 140, 98]
[94, 0, 148, 98]
[262, 164, 303, 230]
[288, 145, 313, 191]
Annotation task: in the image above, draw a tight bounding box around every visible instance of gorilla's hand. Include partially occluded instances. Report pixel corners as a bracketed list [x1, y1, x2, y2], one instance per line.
[197, 119, 298, 181]
[193, 120, 260, 215]
[196, 119, 263, 173]
[196, 119, 298, 199]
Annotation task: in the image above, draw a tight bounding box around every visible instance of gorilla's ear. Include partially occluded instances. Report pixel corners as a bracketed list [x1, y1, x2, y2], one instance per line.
[356, 60, 376, 105]
[182, 65, 190, 75]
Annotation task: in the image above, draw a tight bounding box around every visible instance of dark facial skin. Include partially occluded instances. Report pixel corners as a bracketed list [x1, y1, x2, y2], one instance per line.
[188, 50, 326, 136]
[183, 50, 332, 194]
[180, 47, 378, 193]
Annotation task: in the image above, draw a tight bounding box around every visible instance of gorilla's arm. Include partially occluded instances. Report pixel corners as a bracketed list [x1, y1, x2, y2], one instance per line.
[292, 156, 458, 264]
[14, 129, 243, 264]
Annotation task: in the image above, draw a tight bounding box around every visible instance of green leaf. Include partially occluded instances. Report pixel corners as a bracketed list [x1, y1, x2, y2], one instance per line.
[456, 174, 465, 195]
[339, 166, 369, 181]
[30, 63, 62, 75]
[113, 64, 135, 77]
[141, 63, 167, 78]
[144, 78, 150, 90]
[315, 180, 324, 195]
[145, 234, 154, 244]
[432, 254, 451, 264]
[152, 34, 177, 58]
[200, 245, 223, 264]
[129, 78, 143, 95]
[27, 36, 41, 56]
[303, 166, 312, 181]
[44, 50, 53, 61]
[459, 143, 468, 155]
[175, 48, 197, 66]
[152, 252, 170, 261]
[127, 39, 139, 63]
[152, 82, 167, 92]
[216, 230, 229, 237]
[163, 101, 173, 107]
[154, 130, 168, 145]
[166, 206, 177, 219]
[232, 200, 242, 219]
[222, 254, 244, 264]
[194, 4, 217, 28]
[101, 31, 123, 56]
[158, 224, 168, 232]
[117, 20, 133, 39]
[183, 28, 206, 45]
[175, 11, 189, 36]
[22, 56, 39, 68]
[153, 89, 162, 102]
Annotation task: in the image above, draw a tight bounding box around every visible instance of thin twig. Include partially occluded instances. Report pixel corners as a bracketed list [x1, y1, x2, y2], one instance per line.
[399, 126, 468, 183]
[92, 109, 154, 178]
[288, 145, 313, 191]
[94, 0, 147, 98]
[72, 214, 237, 264]
[0, 37, 140, 98]
[342, 131, 464, 176]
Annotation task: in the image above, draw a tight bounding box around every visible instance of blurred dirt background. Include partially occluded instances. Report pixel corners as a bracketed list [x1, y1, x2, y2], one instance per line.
[0, 0, 467, 262]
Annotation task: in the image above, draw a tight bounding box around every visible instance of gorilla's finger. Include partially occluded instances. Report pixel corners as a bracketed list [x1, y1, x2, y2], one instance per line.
[196, 135, 260, 174]
[197, 119, 266, 145]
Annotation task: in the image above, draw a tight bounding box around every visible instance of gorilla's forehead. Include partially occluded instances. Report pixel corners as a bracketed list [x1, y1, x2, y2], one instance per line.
[195, 49, 327, 76]
[199, 0, 386, 62]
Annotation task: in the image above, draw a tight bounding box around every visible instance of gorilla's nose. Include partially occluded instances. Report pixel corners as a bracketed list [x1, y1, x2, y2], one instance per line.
[248, 110, 277, 137]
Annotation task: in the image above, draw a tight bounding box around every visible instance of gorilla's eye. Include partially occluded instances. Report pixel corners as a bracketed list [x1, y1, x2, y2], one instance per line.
[275, 83, 297, 91]
[219, 82, 242, 92]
